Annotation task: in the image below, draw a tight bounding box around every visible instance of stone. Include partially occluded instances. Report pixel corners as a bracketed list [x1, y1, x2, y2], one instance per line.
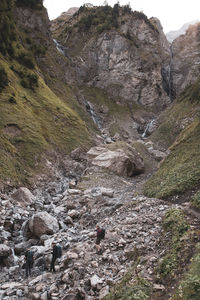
[40, 291, 48, 300]
[90, 274, 103, 288]
[87, 144, 144, 177]
[99, 286, 110, 299]
[0, 244, 11, 257]
[29, 212, 59, 238]
[68, 210, 80, 219]
[11, 187, 35, 207]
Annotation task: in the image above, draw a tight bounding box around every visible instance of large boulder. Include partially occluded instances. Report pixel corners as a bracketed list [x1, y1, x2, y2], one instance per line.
[87, 144, 144, 177]
[11, 187, 36, 207]
[28, 212, 59, 238]
[0, 244, 11, 257]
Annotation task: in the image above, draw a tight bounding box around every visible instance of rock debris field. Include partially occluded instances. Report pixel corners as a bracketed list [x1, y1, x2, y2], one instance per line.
[0, 153, 196, 300]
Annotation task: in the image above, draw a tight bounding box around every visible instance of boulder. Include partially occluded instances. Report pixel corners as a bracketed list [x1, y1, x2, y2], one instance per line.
[28, 212, 59, 238]
[87, 145, 144, 177]
[11, 187, 35, 207]
[0, 244, 11, 257]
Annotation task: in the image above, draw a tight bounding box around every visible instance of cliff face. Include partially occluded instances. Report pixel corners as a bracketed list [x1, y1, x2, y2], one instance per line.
[172, 23, 200, 95]
[52, 7, 171, 113]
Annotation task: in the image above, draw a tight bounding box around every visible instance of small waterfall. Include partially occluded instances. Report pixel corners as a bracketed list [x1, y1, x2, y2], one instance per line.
[11, 248, 18, 265]
[19, 220, 28, 240]
[85, 101, 102, 129]
[142, 119, 156, 138]
[168, 45, 173, 101]
[53, 39, 65, 56]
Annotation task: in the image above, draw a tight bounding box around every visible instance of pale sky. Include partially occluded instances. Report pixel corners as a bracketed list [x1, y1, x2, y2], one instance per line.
[43, 0, 200, 33]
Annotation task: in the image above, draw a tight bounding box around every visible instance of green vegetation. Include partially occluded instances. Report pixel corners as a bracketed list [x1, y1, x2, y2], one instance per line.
[103, 270, 152, 300]
[10, 65, 38, 90]
[16, 51, 35, 69]
[170, 243, 200, 300]
[16, 0, 43, 9]
[74, 4, 120, 33]
[144, 118, 200, 198]
[191, 191, 200, 209]
[0, 59, 90, 185]
[0, 65, 9, 92]
[73, 4, 156, 34]
[0, 0, 16, 55]
[144, 79, 200, 199]
[157, 209, 189, 279]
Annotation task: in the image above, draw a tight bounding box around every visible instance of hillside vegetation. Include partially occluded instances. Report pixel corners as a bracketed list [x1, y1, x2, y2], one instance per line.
[0, 0, 91, 186]
[144, 79, 200, 200]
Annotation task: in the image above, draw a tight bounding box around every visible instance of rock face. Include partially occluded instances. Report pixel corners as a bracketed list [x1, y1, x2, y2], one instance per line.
[172, 22, 200, 95]
[28, 212, 59, 238]
[52, 8, 171, 112]
[87, 145, 144, 176]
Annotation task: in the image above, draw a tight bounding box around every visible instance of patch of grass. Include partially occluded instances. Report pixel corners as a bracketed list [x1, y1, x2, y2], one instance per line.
[0, 65, 9, 92]
[191, 191, 200, 209]
[103, 267, 152, 300]
[157, 209, 189, 280]
[16, 50, 35, 69]
[144, 119, 200, 198]
[0, 58, 90, 185]
[170, 243, 200, 300]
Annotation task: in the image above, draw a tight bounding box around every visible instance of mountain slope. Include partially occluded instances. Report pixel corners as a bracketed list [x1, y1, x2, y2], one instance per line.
[0, 0, 91, 186]
[144, 79, 200, 199]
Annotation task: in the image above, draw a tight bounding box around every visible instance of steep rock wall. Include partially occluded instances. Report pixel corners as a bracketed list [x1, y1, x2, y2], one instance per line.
[53, 8, 171, 113]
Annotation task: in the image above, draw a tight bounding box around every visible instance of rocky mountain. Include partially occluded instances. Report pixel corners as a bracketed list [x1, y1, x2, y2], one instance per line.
[172, 22, 200, 96]
[166, 20, 199, 43]
[0, 1, 200, 300]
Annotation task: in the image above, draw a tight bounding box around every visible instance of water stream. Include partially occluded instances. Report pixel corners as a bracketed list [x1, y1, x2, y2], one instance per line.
[168, 45, 174, 101]
[85, 101, 102, 129]
[142, 119, 156, 138]
[53, 39, 66, 56]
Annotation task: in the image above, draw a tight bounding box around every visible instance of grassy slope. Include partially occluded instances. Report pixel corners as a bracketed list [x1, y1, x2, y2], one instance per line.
[0, 57, 90, 185]
[143, 80, 200, 199]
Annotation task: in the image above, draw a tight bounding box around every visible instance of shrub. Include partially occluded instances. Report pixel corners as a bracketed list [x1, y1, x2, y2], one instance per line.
[20, 72, 38, 90]
[0, 3, 16, 55]
[0, 66, 9, 92]
[17, 51, 35, 69]
[9, 96, 17, 104]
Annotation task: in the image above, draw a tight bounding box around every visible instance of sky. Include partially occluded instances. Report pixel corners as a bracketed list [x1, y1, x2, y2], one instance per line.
[43, 0, 200, 33]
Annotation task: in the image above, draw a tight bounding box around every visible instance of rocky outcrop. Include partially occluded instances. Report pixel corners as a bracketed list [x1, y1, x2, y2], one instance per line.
[172, 22, 200, 95]
[53, 8, 171, 112]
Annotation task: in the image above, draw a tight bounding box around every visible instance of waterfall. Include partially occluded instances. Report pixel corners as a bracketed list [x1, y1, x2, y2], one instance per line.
[168, 45, 173, 101]
[19, 220, 28, 240]
[85, 101, 102, 129]
[11, 248, 18, 265]
[53, 39, 65, 56]
[142, 119, 156, 138]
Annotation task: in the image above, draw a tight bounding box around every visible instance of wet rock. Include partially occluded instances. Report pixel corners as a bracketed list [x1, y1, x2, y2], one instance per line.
[29, 212, 59, 238]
